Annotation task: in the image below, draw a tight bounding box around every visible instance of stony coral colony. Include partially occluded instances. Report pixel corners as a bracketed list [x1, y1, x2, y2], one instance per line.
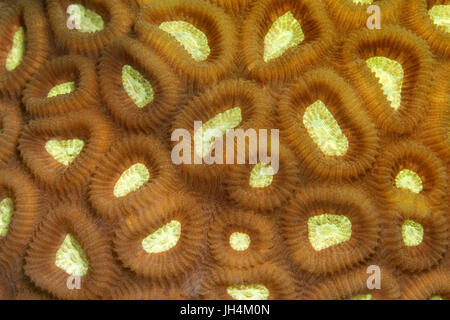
[0, 0, 447, 301]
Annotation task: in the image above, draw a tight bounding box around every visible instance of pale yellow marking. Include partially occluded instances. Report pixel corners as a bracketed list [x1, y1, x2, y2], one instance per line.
[47, 82, 76, 98]
[429, 5, 450, 33]
[402, 219, 424, 247]
[395, 169, 423, 194]
[122, 65, 154, 108]
[229, 232, 251, 251]
[308, 214, 352, 251]
[194, 107, 242, 158]
[6, 26, 26, 71]
[366, 57, 404, 111]
[159, 21, 210, 61]
[142, 220, 181, 253]
[55, 234, 89, 277]
[303, 100, 349, 157]
[0, 198, 13, 237]
[113, 163, 150, 198]
[264, 11, 304, 62]
[249, 163, 274, 188]
[45, 139, 85, 166]
[227, 284, 270, 300]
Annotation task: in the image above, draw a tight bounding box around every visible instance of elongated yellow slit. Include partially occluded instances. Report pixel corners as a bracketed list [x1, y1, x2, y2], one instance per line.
[366, 57, 404, 111]
[48, 82, 76, 98]
[122, 65, 154, 108]
[194, 107, 242, 158]
[264, 11, 304, 62]
[227, 284, 269, 300]
[0, 198, 13, 237]
[113, 163, 150, 198]
[159, 21, 210, 62]
[353, 0, 373, 4]
[303, 100, 349, 157]
[142, 220, 181, 253]
[6, 26, 26, 71]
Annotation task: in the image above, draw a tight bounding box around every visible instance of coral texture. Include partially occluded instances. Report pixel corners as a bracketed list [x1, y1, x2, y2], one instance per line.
[0, 0, 448, 300]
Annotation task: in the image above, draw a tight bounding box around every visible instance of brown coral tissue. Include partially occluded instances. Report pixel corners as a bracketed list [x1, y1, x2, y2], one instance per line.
[0, 0, 448, 301]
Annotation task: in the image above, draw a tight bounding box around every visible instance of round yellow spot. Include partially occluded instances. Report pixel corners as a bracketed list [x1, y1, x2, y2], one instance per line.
[366, 56, 404, 111]
[308, 214, 352, 251]
[227, 284, 269, 300]
[264, 11, 304, 63]
[47, 81, 76, 98]
[249, 163, 274, 188]
[6, 26, 26, 71]
[395, 169, 423, 194]
[429, 5, 450, 33]
[193, 107, 242, 158]
[229, 232, 251, 251]
[142, 220, 181, 253]
[113, 163, 150, 198]
[430, 295, 443, 300]
[122, 65, 154, 108]
[0, 198, 13, 237]
[67, 4, 104, 33]
[159, 21, 210, 62]
[303, 100, 349, 157]
[45, 139, 85, 166]
[402, 219, 424, 247]
[55, 233, 89, 277]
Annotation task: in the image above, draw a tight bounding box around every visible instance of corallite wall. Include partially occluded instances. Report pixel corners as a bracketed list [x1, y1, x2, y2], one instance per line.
[0, 0, 448, 300]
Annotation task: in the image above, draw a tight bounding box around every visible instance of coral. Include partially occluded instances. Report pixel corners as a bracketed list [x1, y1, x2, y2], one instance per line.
[24, 203, 119, 299]
[277, 68, 379, 181]
[22, 55, 100, 118]
[99, 37, 184, 133]
[170, 79, 271, 189]
[208, 210, 276, 268]
[135, 0, 238, 86]
[88, 135, 180, 221]
[382, 199, 448, 272]
[240, 0, 335, 83]
[113, 193, 208, 285]
[0, 0, 448, 301]
[303, 266, 401, 300]
[18, 110, 113, 197]
[0, 100, 22, 167]
[224, 145, 301, 212]
[339, 25, 434, 135]
[199, 263, 297, 300]
[0, 0, 50, 98]
[371, 140, 448, 208]
[0, 168, 42, 271]
[400, 269, 450, 300]
[281, 185, 381, 275]
[46, 0, 132, 57]
[401, 0, 450, 59]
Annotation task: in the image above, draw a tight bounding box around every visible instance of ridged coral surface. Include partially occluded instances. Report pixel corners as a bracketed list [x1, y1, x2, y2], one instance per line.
[0, 0, 448, 300]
